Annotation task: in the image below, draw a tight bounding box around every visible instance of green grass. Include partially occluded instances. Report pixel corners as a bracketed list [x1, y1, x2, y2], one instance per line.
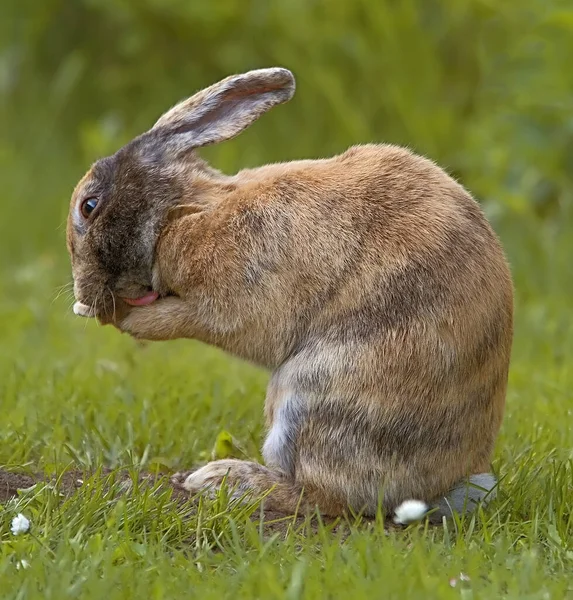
[0, 202, 572, 599]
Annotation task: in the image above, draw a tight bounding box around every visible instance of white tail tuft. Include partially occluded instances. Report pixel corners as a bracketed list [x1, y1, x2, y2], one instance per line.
[393, 499, 429, 524]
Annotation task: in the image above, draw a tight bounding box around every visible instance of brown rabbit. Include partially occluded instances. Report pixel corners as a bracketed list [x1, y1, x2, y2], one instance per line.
[68, 67, 513, 523]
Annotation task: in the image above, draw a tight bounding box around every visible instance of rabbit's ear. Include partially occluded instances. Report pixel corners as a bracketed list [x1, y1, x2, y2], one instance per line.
[152, 68, 295, 152]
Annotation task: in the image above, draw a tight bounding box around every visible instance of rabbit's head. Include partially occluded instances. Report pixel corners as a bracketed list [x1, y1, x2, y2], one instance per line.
[67, 67, 295, 318]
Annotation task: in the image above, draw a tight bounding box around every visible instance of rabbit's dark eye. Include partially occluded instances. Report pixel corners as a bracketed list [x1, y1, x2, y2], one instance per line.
[80, 197, 98, 219]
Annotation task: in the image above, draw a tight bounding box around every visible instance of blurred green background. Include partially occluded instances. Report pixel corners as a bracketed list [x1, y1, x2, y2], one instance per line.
[1, 0, 572, 250]
[1, 2, 572, 596]
[1, 0, 572, 463]
[2, 0, 573, 286]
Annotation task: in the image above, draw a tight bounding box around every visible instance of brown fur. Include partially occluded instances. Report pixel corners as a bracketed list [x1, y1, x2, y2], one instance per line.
[67, 68, 513, 519]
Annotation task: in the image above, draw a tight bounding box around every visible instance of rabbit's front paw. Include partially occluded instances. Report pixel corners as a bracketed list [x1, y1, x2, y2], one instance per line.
[117, 297, 187, 341]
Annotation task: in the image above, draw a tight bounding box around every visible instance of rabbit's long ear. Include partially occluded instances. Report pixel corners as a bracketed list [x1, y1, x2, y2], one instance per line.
[152, 68, 295, 151]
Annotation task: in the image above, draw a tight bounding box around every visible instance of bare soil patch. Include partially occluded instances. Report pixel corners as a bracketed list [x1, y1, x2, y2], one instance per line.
[0, 468, 183, 503]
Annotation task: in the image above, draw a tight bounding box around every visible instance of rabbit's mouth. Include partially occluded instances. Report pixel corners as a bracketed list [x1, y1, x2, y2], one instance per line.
[72, 294, 158, 318]
[73, 290, 170, 319]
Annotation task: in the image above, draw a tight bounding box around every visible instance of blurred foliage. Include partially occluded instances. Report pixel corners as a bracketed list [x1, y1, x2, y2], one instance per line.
[1, 0, 573, 262]
[0, 7, 572, 594]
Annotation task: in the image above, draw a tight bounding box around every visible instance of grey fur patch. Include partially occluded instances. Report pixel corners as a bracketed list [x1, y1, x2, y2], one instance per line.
[428, 472, 497, 523]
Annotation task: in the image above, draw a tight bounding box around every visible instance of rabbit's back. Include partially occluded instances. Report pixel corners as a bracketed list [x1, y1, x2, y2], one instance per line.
[158, 143, 512, 378]
[227, 143, 512, 341]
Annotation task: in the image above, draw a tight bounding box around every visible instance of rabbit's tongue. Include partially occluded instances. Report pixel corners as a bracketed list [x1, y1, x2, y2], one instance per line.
[122, 291, 159, 307]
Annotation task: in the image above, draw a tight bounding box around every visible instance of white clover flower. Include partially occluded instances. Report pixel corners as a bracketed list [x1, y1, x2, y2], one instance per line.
[11, 513, 30, 535]
[449, 572, 471, 587]
[393, 499, 429, 524]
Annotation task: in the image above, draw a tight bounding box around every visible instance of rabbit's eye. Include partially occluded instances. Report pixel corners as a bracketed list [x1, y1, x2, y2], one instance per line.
[80, 197, 98, 219]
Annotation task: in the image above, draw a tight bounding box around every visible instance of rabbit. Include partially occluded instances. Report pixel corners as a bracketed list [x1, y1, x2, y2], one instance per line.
[68, 67, 513, 523]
